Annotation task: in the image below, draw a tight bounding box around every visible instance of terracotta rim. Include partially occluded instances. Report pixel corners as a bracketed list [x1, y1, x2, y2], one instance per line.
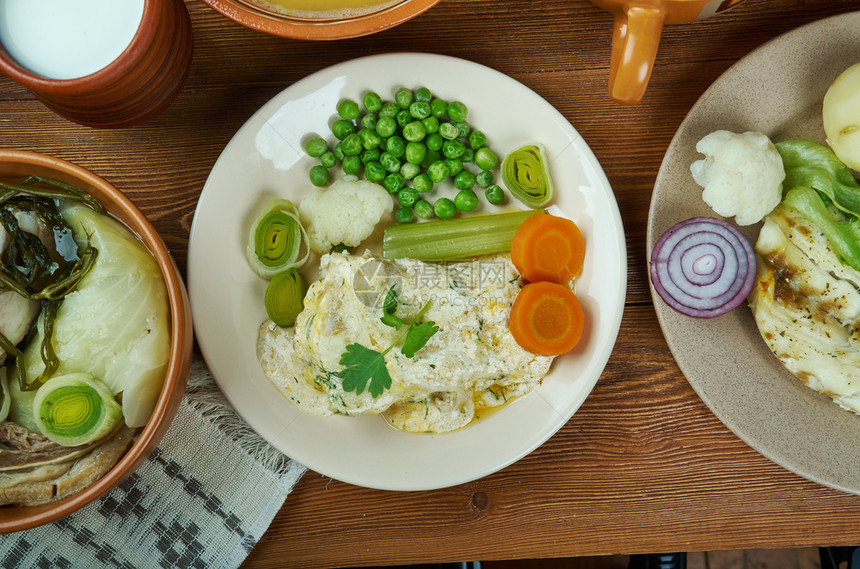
[200, 0, 440, 39]
[0, 150, 192, 533]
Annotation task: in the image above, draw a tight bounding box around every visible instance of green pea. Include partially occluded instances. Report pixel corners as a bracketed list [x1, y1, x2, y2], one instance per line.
[476, 170, 494, 187]
[360, 112, 378, 131]
[386, 136, 406, 158]
[468, 131, 487, 150]
[402, 121, 426, 142]
[361, 148, 380, 164]
[434, 197, 457, 219]
[309, 165, 329, 187]
[397, 187, 419, 207]
[331, 119, 355, 140]
[304, 137, 328, 157]
[425, 132, 443, 151]
[421, 116, 439, 134]
[414, 87, 432, 103]
[414, 199, 434, 219]
[341, 133, 362, 156]
[454, 170, 476, 190]
[427, 160, 450, 183]
[320, 150, 337, 168]
[444, 158, 463, 176]
[337, 99, 360, 120]
[485, 184, 506, 205]
[413, 173, 434, 193]
[454, 120, 470, 139]
[405, 141, 427, 165]
[384, 172, 405, 193]
[474, 147, 499, 170]
[395, 87, 414, 109]
[380, 152, 401, 173]
[460, 147, 475, 163]
[430, 98, 448, 118]
[441, 139, 465, 159]
[447, 101, 468, 122]
[376, 115, 397, 138]
[365, 161, 386, 182]
[363, 91, 383, 112]
[454, 188, 479, 212]
[394, 207, 415, 224]
[333, 142, 345, 161]
[396, 109, 413, 128]
[359, 128, 381, 150]
[342, 155, 361, 175]
[400, 161, 421, 179]
[379, 101, 399, 117]
[421, 149, 442, 169]
[439, 122, 459, 140]
[409, 101, 431, 120]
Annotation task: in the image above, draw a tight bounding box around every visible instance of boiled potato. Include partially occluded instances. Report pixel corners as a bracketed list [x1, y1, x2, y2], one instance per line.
[823, 62, 860, 171]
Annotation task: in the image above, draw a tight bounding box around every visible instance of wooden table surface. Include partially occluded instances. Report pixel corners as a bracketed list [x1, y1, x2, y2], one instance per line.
[4, 0, 860, 567]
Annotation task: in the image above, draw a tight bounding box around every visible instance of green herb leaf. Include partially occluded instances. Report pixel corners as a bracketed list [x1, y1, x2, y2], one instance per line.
[382, 285, 399, 315]
[401, 320, 439, 358]
[380, 313, 405, 329]
[338, 343, 392, 398]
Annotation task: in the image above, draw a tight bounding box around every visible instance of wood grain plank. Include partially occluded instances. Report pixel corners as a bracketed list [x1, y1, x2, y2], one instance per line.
[4, 0, 860, 567]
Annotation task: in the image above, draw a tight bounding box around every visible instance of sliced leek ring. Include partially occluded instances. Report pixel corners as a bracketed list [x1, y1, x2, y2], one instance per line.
[33, 372, 122, 447]
[501, 142, 555, 208]
[265, 268, 307, 327]
[246, 198, 310, 278]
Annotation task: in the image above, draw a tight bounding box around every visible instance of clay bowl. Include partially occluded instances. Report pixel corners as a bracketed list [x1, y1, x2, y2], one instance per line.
[0, 150, 193, 533]
[0, 0, 192, 128]
[199, 0, 440, 40]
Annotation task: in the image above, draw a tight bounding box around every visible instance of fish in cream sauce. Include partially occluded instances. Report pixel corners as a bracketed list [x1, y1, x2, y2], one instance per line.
[257, 252, 554, 433]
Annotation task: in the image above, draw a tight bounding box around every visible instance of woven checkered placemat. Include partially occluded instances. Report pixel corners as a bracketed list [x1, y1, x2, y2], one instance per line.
[0, 358, 307, 569]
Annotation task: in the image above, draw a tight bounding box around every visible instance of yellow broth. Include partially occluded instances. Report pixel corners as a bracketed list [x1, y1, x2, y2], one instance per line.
[243, 0, 403, 19]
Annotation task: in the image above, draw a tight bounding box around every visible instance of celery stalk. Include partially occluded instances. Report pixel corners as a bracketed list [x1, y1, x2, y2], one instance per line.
[382, 209, 541, 261]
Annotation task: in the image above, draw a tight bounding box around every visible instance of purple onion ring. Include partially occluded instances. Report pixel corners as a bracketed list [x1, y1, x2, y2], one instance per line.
[649, 217, 756, 318]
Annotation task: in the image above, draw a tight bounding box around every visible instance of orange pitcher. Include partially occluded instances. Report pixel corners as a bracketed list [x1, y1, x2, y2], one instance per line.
[590, 0, 745, 105]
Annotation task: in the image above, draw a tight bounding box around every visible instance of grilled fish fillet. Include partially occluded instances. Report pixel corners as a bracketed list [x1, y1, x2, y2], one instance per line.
[749, 204, 860, 413]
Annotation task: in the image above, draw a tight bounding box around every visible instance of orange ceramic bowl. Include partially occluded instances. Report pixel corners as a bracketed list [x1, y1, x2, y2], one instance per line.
[199, 0, 440, 40]
[0, 150, 193, 533]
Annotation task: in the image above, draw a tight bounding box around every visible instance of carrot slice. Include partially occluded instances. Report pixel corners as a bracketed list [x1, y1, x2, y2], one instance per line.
[508, 281, 584, 356]
[510, 213, 585, 284]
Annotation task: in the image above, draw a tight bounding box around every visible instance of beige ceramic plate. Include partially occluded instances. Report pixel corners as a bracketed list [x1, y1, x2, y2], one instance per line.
[647, 11, 860, 494]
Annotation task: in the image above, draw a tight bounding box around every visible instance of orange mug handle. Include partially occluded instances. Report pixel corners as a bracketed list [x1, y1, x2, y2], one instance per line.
[607, 5, 665, 105]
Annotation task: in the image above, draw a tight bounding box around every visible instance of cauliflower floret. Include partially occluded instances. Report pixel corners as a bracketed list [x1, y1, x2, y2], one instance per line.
[298, 176, 394, 254]
[690, 130, 784, 226]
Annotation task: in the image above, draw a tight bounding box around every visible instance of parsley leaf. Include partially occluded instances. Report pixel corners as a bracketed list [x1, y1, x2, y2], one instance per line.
[380, 313, 405, 329]
[401, 320, 439, 358]
[382, 285, 398, 315]
[339, 298, 439, 398]
[338, 343, 392, 398]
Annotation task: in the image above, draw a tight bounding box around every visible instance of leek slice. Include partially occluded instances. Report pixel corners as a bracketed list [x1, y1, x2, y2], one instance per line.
[33, 372, 122, 447]
[501, 143, 555, 208]
[246, 199, 310, 278]
[265, 268, 307, 327]
[0, 368, 9, 422]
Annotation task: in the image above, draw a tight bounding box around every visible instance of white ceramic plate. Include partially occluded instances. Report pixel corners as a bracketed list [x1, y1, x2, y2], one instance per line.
[189, 53, 626, 491]
[648, 12, 860, 494]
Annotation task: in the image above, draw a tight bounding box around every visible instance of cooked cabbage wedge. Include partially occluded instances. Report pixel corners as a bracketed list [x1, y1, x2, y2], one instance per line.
[17, 203, 170, 428]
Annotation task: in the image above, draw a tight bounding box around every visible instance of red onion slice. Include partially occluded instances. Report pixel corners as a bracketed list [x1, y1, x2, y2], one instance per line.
[649, 217, 756, 318]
